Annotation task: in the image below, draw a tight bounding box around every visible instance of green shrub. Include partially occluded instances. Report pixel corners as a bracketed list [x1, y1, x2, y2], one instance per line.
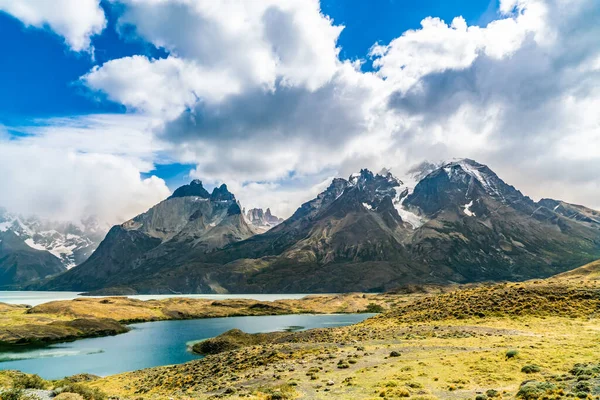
[516, 381, 557, 400]
[505, 349, 519, 359]
[573, 381, 591, 393]
[12, 374, 46, 390]
[55, 382, 106, 400]
[475, 395, 487, 400]
[365, 303, 385, 313]
[521, 364, 541, 374]
[0, 388, 24, 400]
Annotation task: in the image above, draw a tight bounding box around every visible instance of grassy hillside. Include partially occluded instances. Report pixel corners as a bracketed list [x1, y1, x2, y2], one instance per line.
[70, 278, 600, 400]
[549, 259, 600, 282]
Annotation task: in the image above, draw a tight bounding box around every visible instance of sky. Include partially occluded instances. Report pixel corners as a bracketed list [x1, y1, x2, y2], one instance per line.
[0, 0, 599, 225]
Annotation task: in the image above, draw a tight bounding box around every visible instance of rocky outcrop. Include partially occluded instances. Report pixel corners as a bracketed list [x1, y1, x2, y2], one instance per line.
[245, 208, 284, 232]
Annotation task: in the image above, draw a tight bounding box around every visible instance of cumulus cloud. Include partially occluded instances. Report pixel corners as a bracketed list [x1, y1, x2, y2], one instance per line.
[372, 0, 600, 210]
[82, 0, 391, 190]
[116, 0, 343, 91]
[25, 0, 598, 218]
[0, 115, 170, 224]
[0, 0, 106, 52]
[82, 56, 242, 118]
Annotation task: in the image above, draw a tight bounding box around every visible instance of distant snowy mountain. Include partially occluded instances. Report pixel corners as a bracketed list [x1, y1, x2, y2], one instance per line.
[244, 207, 284, 232]
[0, 208, 107, 270]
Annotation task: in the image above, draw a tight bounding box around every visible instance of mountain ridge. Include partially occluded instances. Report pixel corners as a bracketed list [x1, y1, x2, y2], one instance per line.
[38, 159, 600, 293]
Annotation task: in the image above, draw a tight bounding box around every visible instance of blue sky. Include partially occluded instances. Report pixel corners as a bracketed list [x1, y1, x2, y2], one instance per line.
[0, 0, 495, 121]
[0, 0, 598, 223]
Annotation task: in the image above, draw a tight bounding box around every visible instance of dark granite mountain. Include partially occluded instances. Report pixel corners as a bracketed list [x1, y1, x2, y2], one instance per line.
[0, 229, 66, 287]
[41, 181, 257, 292]
[40, 160, 600, 293]
[402, 159, 600, 282]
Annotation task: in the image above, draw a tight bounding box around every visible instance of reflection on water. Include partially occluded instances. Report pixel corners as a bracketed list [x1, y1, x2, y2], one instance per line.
[0, 313, 373, 379]
[0, 348, 103, 362]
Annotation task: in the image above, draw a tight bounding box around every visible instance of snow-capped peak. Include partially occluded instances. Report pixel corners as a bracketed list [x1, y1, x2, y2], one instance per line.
[0, 208, 107, 269]
[442, 158, 504, 199]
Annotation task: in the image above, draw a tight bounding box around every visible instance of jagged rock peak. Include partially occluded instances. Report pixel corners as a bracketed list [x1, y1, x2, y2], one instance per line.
[169, 179, 210, 199]
[227, 202, 242, 216]
[348, 168, 403, 188]
[246, 208, 283, 227]
[210, 184, 236, 202]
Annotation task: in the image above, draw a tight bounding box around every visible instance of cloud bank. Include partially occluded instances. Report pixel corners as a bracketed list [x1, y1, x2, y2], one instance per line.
[1, 0, 599, 222]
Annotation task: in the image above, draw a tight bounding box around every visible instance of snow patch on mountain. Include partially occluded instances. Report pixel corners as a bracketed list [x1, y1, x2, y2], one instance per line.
[463, 201, 475, 217]
[0, 208, 107, 269]
[393, 193, 427, 229]
[24, 238, 46, 251]
[443, 159, 504, 199]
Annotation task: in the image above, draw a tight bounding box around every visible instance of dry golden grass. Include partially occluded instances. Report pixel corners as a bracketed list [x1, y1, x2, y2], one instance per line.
[89, 315, 600, 400]
[85, 280, 600, 399]
[549, 259, 600, 282]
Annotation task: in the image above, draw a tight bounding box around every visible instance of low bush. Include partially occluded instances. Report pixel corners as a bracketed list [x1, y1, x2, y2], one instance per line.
[506, 349, 519, 359]
[521, 364, 541, 374]
[516, 381, 557, 400]
[364, 303, 385, 313]
[12, 374, 46, 390]
[54, 382, 106, 400]
[0, 388, 24, 400]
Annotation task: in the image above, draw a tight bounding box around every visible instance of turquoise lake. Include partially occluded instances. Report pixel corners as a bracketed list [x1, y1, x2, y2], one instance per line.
[0, 313, 373, 379]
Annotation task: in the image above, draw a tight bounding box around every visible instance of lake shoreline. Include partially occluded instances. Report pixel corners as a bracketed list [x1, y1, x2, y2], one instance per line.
[0, 293, 396, 348]
[3, 281, 600, 399]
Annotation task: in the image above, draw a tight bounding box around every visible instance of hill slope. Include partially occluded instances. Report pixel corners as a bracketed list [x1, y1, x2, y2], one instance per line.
[548, 259, 600, 282]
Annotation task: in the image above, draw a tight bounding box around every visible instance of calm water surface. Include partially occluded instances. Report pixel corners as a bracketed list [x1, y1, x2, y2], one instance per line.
[0, 291, 310, 306]
[0, 314, 373, 379]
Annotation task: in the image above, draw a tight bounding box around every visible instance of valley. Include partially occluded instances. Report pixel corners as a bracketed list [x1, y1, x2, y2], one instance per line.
[2, 262, 600, 399]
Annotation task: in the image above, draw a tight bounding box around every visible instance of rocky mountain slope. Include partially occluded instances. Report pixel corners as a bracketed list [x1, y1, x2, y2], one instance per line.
[41, 180, 258, 291]
[41, 159, 600, 293]
[0, 229, 66, 287]
[0, 209, 106, 286]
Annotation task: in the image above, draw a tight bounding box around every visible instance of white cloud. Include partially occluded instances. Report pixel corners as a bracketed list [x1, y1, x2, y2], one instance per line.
[82, 56, 242, 118]
[115, 0, 343, 91]
[369, 0, 550, 92]
[0, 115, 170, 224]
[0, 0, 106, 52]
[63, 0, 600, 218]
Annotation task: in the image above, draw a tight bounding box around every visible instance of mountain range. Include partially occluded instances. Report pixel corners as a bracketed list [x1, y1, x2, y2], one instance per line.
[31, 159, 600, 294]
[0, 209, 106, 287]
